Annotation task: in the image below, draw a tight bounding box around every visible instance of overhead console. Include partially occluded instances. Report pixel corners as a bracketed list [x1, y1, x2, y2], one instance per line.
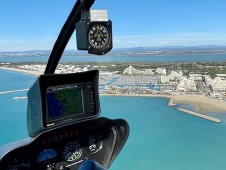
[27, 70, 100, 137]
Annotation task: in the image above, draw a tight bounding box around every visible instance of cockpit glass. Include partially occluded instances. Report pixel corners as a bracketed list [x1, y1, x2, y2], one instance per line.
[1, 0, 226, 170]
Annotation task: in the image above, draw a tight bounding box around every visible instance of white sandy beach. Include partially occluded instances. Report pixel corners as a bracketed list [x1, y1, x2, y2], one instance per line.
[172, 95, 226, 112]
[0, 66, 42, 76]
[102, 94, 226, 112]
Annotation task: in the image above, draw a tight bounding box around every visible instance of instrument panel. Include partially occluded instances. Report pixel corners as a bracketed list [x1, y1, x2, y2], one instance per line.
[0, 117, 129, 170]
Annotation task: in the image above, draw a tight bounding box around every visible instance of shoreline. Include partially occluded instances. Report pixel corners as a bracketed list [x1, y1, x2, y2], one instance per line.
[1, 66, 226, 113]
[100, 93, 172, 99]
[171, 95, 226, 113]
[0, 66, 42, 76]
[100, 94, 226, 113]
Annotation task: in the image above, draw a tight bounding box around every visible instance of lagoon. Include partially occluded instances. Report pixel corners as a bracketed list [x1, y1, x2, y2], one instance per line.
[0, 54, 226, 63]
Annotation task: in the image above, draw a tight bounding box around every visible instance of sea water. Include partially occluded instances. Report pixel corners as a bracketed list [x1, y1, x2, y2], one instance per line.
[101, 96, 226, 170]
[0, 55, 226, 170]
[0, 69, 35, 145]
[0, 54, 226, 63]
[1, 66, 226, 169]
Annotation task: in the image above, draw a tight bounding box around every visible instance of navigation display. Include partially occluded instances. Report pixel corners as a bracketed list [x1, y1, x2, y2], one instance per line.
[46, 85, 84, 122]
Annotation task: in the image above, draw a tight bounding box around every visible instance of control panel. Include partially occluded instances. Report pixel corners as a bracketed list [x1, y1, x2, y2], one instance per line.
[0, 117, 129, 170]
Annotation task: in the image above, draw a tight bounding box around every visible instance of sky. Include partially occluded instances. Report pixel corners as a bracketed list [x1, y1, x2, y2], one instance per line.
[0, 0, 226, 51]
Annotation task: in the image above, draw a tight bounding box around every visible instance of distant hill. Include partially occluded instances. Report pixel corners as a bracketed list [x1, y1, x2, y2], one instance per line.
[109, 45, 226, 56]
[0, 45, 226, 57]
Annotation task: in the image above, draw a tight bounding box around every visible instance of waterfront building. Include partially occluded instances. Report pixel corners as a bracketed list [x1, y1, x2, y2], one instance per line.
[123, 65, 144, 75]
[155, 68, 166, 75]
[177, 77, 197, 91]
[160, 75, 170, 84]
[143, 69, 154, 75]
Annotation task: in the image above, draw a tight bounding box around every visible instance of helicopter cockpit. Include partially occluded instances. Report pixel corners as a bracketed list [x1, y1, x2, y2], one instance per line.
[0, 0, 129, 169]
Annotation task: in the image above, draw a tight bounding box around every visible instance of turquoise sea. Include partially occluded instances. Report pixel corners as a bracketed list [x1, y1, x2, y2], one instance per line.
[1, 55, 226, 169]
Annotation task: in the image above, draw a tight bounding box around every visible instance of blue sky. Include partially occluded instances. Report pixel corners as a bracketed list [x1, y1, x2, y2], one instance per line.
[0, 0, 226, 51]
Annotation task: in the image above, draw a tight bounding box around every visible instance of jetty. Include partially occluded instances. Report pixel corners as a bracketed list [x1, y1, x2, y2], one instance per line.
[13, 96, 27, 100]
[177, 108, 222, 123]
[168, 97, 176, 106]
[0, 89, 29, 95]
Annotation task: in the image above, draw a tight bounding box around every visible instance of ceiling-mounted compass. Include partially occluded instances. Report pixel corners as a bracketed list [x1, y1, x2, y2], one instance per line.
[76, 10, 112, 55]
[88, 21, 112, 54]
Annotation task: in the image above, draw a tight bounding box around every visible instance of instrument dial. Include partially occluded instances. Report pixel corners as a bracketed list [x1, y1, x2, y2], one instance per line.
[88, 23, 111, 53]
[63, 141, 82, 162]
[86, 134, 102, 154]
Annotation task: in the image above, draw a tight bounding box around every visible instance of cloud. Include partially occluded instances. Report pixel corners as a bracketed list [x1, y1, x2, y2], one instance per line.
[113, 32, 226, 48]
[1, 32, 226, 51]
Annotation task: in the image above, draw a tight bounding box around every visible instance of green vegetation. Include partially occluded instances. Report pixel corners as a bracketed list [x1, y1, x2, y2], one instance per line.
[9, 61, 226, 77]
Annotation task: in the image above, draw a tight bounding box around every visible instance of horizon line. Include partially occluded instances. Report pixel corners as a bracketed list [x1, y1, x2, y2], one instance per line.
[0, 45, 226, 53]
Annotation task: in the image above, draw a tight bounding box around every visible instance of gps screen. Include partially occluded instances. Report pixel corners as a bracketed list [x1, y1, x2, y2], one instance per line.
[46, 86, 83, 122]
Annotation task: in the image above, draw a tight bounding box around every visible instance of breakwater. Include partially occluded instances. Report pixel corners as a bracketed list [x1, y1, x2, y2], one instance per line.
[177, 108, 222, 123]
[0, 89, 29, 95]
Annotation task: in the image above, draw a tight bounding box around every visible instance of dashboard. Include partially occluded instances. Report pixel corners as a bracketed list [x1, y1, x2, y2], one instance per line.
[0, 117, 129, 170]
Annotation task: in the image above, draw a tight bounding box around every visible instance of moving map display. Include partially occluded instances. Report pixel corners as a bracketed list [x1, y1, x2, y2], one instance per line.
[46, 86, 83, 122]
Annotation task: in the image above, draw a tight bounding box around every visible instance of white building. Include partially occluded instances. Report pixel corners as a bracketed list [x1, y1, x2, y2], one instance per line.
[143, 69, 154, 76]
[123, 65, 144, 75]
[189, 74, 203, 81]
[155, 68, 166, 75]
[169, 70, 183, 80]
[170, 71, 179, 80]
[160, 75, 170, 83]
[177, 77, 197, 91]
[205, 76, 226, 91]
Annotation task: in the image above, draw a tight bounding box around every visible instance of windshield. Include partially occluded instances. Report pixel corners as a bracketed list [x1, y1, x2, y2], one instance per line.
[1, 0, 226, 170]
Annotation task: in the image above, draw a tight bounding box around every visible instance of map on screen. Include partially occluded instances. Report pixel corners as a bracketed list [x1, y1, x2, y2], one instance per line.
[46, 87, 83, 121]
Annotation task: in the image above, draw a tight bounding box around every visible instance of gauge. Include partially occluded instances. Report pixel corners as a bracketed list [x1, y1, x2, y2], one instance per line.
[88, 23, 110, 50]
[7, 158, 31, 170]
[63, 141, 82, 162]
[86, 134, 102, 154]
[88, 22, 112, 55]
[37, 149, 57, 163]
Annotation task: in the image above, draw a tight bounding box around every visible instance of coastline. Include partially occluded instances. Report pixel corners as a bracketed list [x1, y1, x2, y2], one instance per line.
[100, 93, 171, 99]
[0, 66, 42, 76]
[1, 66, 226, 113]
[171, 95, 226, 113]
[101, 94, 226, 113]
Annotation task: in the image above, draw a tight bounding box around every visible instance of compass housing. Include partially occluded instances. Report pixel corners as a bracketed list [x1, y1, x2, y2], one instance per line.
[76, 13, 112, 55]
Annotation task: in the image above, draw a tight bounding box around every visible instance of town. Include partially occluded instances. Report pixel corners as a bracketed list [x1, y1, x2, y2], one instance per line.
[1, 61, 226, 101]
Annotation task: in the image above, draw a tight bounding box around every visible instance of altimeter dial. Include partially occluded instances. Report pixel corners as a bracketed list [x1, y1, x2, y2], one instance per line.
[63, 141, 82, 162]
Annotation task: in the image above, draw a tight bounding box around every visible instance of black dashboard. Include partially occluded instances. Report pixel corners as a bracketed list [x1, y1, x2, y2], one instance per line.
[0, 117, 129, 170]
